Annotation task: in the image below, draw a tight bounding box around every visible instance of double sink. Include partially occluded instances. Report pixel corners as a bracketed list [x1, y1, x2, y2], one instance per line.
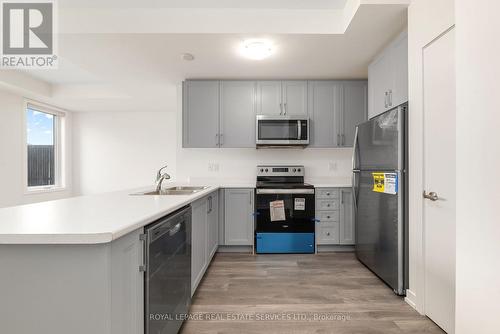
[137, 186, 209, 196]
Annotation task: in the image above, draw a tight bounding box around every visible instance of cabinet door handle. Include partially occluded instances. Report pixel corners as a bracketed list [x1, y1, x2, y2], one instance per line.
[341, 191, 344, 204]
[220, 134, 224, 146]
[384, 92, 388, 108]
[279, 103, 283, 115]
[215, 134, 219, 147]
[139, 233, 147, 272]
[388, 90, 393, 107]
[284, 102, 287, 115]
[337, 134, 340, 146]
[342, 134, 345, 146]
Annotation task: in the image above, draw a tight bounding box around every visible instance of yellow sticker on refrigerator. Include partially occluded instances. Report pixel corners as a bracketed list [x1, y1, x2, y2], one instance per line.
[372, 172, 398, 195]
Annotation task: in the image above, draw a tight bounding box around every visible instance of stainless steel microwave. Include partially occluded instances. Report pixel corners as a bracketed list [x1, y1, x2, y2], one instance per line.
[256, 115, 309, 147]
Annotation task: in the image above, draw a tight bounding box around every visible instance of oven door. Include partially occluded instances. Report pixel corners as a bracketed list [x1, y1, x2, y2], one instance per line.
[256, 116, 309, 145]
[255, 188, 315, 233]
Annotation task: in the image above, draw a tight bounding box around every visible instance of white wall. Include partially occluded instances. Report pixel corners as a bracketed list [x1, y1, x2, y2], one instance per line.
[406, 0, 455, 313]
[0, 89, 73, 208]
[455, 1, 500, 333]
[72, 110, 177, 195]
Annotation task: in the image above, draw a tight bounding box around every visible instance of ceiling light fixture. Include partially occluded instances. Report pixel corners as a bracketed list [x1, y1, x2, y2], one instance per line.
[240, 39, 275, 60]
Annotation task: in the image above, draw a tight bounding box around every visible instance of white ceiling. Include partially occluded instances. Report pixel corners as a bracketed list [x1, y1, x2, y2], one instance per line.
[59, 0, 350, 9]
[1, 2, 408, 112]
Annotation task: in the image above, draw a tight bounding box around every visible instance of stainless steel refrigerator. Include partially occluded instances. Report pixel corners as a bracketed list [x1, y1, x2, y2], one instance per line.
[352, 103, 408, 296]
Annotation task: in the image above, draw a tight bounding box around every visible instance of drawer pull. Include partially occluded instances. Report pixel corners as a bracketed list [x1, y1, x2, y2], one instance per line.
[326, 192, 330, 196]
[327, 216, 331, 219]
[326, 232, 331, 236]
[327, 204, 331, 207]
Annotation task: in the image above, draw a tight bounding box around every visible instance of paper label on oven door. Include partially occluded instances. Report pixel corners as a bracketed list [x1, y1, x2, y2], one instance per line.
[372, 172, 398, 195]
[270, 200, 286, 221]
[294, 198, 305, 211]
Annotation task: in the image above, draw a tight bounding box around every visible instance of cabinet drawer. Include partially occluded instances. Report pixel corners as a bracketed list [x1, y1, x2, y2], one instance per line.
[318, 211, 339, 223]
[316, 199, 340, 211]
[316, 188, 339, 199]
[317, 223, 340, 245]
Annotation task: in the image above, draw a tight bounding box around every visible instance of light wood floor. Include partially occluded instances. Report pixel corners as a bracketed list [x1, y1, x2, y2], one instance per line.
[180, 253, 444, 334]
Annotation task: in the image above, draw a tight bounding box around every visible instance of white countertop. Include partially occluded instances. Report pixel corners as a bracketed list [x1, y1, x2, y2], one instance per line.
[0, 179, 351, 245]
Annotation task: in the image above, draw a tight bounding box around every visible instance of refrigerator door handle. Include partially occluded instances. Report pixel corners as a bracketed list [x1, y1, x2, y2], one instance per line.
[352, 126, 360, 171]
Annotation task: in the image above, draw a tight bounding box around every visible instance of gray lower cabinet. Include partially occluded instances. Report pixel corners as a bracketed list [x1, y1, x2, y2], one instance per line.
[0, 229, 145, 334]
[339, 188, 355, 245]
[220, 81, 256, 147]
[309, 80, 367, 148]
[191, 197, 208, 294]
[207, 191, 219, 259]
[224, 188, 254, 245]
[191, 190, 220, 295]
[316, 187, 355, 246]
[183, 80, 220, 148]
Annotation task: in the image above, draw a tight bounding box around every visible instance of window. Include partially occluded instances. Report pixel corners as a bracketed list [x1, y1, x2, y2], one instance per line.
[25, 101, 65, 191]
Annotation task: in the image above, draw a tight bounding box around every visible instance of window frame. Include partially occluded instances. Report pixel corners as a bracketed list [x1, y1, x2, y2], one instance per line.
[23, 99, 67, 194]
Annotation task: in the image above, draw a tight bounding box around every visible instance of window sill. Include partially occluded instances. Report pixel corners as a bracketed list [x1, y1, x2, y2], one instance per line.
[25, 186, 68, 195]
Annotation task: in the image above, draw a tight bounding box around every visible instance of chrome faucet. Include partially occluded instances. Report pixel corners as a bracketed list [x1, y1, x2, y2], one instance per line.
[155, 165, 171, 192]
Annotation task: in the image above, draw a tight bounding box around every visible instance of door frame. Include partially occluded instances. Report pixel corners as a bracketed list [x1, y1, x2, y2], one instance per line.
[421, 26, 456, 332]
[405, 2, 455, 316]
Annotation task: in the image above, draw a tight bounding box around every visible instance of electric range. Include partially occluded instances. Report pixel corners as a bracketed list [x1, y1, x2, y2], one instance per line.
[254, 165, 315, 254]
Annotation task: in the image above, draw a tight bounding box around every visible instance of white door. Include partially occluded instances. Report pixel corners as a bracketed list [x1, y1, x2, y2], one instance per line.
[423, 28, 456, 333]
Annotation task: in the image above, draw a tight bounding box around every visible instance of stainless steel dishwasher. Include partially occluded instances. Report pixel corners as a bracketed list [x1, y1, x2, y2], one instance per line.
[143, 205, 192, 334]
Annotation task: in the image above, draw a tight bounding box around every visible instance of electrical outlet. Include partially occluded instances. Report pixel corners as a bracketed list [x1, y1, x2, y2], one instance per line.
[329, 162, 338, 172]
[208, 163, 220, 172]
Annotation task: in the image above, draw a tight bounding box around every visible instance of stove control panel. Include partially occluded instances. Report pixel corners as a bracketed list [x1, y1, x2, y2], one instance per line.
[257, 165, 304, 177]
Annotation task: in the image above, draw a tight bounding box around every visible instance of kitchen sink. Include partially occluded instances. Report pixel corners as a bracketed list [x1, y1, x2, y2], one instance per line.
[133, 186, 209, 196]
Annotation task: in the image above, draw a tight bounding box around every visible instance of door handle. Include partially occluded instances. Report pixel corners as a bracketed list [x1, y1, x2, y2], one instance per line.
[388, 89, 393, 107]
[284, 102, 287, 115]
[220, 134, 224, 146]
[423, 191, 439, 201]
[215, 134, 219, 147]
[384, 92, 388, 108]
[279, 103, 283, 115]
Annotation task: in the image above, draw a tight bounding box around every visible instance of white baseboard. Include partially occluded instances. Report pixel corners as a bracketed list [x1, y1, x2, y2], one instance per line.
[405, 289, 418, 311]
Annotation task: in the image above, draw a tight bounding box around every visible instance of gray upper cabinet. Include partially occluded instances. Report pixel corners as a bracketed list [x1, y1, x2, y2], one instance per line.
[339, 188, 355, 245]
[391, 31, 409, 108]
[309, 80, 367, 148]
[308, 81, 341, 147]
[342, 81, 368, 147]
[256, 80, 308, 116]
[220, 81, 256, 147]
[256, 81, 282, 115]
[282, 81, 308, 116]
[224, 188, 254, 246]
[183, 79, 366, 148]
[368, 30, 408, 119]
[183, 80, 220, 148]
